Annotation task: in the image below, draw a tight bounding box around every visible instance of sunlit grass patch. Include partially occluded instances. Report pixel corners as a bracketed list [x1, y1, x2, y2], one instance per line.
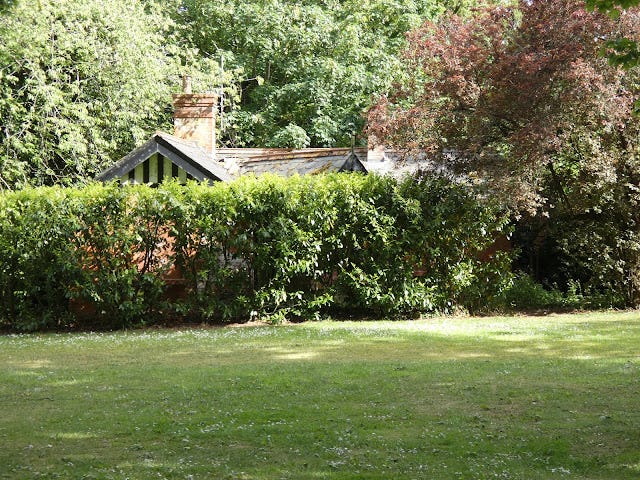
[0, 311, 639, 479]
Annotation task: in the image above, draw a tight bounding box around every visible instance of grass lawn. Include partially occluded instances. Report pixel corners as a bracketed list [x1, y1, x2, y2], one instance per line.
[0, 312, 639, 479]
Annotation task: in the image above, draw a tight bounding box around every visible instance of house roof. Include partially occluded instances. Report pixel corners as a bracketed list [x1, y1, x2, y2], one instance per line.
[97, 133, 368, 183]
[219, 147, 368, 177]
[96, 132, 233, 183]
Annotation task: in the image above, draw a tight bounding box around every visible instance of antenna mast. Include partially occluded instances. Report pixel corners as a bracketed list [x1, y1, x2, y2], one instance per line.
[219, 56, 225, 138]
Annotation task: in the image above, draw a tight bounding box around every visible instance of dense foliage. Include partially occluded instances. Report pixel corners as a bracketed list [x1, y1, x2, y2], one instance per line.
[166, 0, 479, 149]
[0, 175, 511, 331]
[368, 0, 640, 305]
[368, 0, 639, 207]
[0, 0, 196, 188]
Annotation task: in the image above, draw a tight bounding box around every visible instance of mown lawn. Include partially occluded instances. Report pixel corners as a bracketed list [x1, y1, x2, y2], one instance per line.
[0, 311, 639, 479]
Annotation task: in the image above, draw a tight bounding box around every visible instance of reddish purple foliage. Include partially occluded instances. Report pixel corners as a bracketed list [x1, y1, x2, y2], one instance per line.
[368, 0, 639, 208]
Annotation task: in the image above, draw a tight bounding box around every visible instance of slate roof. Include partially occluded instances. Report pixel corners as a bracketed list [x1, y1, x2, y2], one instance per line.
[219, 147, 368, 178]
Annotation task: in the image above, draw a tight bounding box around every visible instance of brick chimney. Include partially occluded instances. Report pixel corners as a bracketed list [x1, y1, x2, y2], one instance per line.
[172, 76, 218, 156]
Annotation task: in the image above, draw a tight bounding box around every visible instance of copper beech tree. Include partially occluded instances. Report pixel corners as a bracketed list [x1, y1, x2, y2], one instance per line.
[367, 0, 640, 210]
[368, 0, 640, 305]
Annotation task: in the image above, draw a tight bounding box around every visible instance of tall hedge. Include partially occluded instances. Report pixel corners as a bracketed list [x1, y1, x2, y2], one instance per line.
[0, 174, 512, 331]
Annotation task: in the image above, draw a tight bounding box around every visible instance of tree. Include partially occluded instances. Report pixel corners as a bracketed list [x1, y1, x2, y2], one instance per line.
[368, 0, 640, 304]
[0, 0, 192, 188]
[369, 0, 638, 207]
[167, 0, 483, 148]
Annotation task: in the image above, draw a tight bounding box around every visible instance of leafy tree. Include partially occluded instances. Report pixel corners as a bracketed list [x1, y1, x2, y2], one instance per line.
[0, 0, 190, 188]
[368, 0, 640, 304]
[167, 0, 482, 148]
[369, 0, 638, 208]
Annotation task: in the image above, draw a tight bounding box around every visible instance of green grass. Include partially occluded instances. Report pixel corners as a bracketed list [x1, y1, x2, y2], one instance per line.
[1, 311, 639, 479]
